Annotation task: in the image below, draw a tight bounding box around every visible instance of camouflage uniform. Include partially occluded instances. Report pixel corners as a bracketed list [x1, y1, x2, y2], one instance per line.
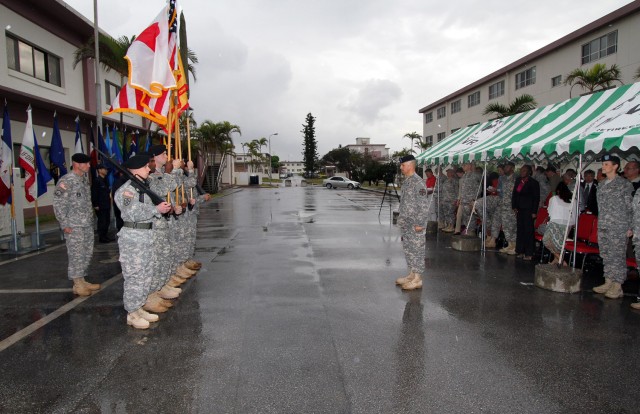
[455, 171, 481, 232]
[148, 169, 179, 292]
[533, 171, 550, 208]
[596, 176, 633, 284]
[439, 173, 458, 229]
[398, 173, 429, 277]
[474, 193, 499, 235]
[492, 173, 517, 242]
[168, 169, 197, 274]
[53, 172, 94, 281]
[115, 180, 161, 313]
[633, 191, 640, 295]
[187, 193, 207, 257]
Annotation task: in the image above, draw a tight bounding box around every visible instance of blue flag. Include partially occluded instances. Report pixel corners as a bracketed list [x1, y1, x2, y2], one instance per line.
[144, 132, 152, 152]
[49, 114, 67, 182]
[104, 124, 111, 155]
[33, 132, 52, 198]
[111, 126, 124, 164]
[0, 105, 12, 205]
[98, 127, 109, 157]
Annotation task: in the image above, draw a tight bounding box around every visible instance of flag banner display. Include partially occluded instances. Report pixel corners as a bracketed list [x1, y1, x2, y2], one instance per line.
[34, 133, 52, 198]
[417, 82, 640, 165]
[74, 116, 84, 155]
[104, 0, 183, 127]
[49, 113, 67, 181]
[0, 105, 12, 205]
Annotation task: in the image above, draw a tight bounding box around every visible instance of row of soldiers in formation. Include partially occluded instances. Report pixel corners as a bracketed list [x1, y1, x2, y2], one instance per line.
[53, 145, 211, 329]
[423, 156, 640, 305]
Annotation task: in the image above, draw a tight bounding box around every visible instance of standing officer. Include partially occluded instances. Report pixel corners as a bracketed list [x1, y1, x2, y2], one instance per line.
[439, 168, 458, 233]
[630, 185, 640, 310]
[115, 154, 172, 329]
[395, 155, 428, 291]
[53, 153, 100, 296]
[91, 164, 112, 243]
[496, 162, 518, 254]
[454, 162, 481, 235]
[593, 154, 633, 299]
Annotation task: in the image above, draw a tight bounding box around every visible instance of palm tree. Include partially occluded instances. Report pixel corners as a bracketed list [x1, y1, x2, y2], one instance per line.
[414, 136, 432, 153]
[196, 120, 240, 191]
[403, 132, 422, 154]
[483, 94, 538, 119]
[564, 63, 623, 97]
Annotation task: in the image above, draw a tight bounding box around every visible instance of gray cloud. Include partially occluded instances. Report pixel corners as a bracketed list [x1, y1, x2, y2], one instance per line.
[342, 79, 402, 124]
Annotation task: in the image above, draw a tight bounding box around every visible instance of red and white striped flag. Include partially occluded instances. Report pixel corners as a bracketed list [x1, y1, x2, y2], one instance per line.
[18, 108, 37, 202]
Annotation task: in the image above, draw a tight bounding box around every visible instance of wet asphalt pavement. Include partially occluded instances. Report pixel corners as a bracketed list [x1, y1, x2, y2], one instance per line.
[1, 186, 639, 414]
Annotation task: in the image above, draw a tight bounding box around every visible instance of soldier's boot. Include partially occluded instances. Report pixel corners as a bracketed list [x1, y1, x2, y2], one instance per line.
[175, 266, 194, 279]
[184, 260, 201, 270]
[401, 275, 423, 291]
[593, 278, 612, 294]
[158, 285, 179, 299]
[127, 310, 150, 330]
[167, 275, 187, 287]
[72, 278, 92, 296]
[138, 308, 159, 323]
[442, 225, 453, 233]
[143, 295, 169, 313]
[630, 301, 640, 310]
[79, 277, 101, 291]
[500, 241, 516, 255]
[177, 264, 197, 276]
[395, 272, 415, 286]
[437, 221, 445, 230]
[165, 284, 182, 294]
[604, 282, 624, 299]
[485, 236, 496, 248]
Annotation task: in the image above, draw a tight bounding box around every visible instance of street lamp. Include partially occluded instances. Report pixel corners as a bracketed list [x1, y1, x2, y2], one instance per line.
[268, 132, 278, 184]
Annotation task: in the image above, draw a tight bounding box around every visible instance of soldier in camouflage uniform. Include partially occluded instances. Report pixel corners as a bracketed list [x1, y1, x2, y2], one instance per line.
[167, 161, 198, 280]
[53, 153, 100, 296]
[439, 168, 458, 232]
[474, 171, 500, 247]
[592, 154, 633, 300]
[630, 187, 640, 310]
[495, 162, 518, 253]
[454, 163, 482, 235]
[395, 155, 429, 291]
[115, 154, 172, 329]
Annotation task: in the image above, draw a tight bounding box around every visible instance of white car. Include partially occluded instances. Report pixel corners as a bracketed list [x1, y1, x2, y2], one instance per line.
[322, 176, 361, 189]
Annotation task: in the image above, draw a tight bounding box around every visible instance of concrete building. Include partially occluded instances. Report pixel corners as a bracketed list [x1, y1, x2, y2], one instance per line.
[279, 161, 305, 176]
[419, 1, 640, 146]
[344, 137, 390, 161]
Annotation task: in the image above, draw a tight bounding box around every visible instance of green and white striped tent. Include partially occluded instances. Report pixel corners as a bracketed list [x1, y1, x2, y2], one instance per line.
[416, 82, 640, 165]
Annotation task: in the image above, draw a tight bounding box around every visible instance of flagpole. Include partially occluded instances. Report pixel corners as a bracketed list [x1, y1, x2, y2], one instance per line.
[186, 109, 193, 201]
[93, 0, 102, 150]
[10, 174, 18, 252]
[166, 94, 174, 203]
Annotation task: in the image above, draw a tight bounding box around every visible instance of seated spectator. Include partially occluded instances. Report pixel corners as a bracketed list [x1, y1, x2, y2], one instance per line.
[542, 182, 574, 266]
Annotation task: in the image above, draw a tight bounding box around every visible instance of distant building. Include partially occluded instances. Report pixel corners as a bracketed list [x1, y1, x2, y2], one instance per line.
[344, 137, 390, 161]
[419, 2, 640, 145]
[279, 160, 305, 175]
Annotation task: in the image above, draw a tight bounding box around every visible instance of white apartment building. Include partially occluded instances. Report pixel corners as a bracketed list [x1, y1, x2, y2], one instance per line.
[344, 137, 390, 161]
[419, 1, 640, 146]
[279, 161, 305, 175]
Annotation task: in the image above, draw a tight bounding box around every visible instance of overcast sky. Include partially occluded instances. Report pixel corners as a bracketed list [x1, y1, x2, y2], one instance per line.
[65, 0, 631, 161]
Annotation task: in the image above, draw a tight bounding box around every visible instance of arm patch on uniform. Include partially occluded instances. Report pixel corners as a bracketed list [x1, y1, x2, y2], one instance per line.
[123, 190, 134, 206]
[59, 183, 67, 190]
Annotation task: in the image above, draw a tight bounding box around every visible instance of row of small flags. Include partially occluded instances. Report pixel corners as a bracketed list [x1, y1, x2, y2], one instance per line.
[0, 104, 153, 206]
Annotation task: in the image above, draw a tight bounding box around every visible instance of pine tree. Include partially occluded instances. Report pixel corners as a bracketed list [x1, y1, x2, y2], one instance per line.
[301, 113, 318, 177]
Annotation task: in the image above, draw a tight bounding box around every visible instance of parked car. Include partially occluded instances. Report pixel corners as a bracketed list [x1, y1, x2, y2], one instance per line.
[322, 176, 361, 189]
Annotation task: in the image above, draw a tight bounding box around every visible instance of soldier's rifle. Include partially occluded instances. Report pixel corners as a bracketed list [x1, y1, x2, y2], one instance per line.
[96, 149, 165, 206]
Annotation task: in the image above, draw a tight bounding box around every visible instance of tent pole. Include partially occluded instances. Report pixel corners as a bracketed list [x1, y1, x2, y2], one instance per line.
[482, 159, 487, 252]
[557, 153, 582, 268]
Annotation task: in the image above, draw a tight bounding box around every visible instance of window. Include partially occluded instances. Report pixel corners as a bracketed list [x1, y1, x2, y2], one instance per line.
[106, 81, 121, 104]
[6, 34, 61, 86]
[515, 67, 536, 89]
[451, 128, 460, 134]
[425, 112, 433, 123]
[551, 75, 562, 88]
[437, 132, 446, 142]
[582, 30, 617, 64]
[436, 106, 446, 119]
[451, 100, 461, 114]
[468, 91, 480, 108]
[425, 135, 433, 147]
[488, 81, 505, 99]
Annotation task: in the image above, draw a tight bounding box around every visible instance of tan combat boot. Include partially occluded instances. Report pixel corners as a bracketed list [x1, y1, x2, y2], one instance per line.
[401, 275, 423, 291]
[177, 264, 197, 276]
[604, 282, 623, 299]
[395, 272, 415, 286]
[167, 275, 187, 287]
[485, 236, 496, 248]
[158, 285, 179, 299]
[631, 302, 640, 310]
[593, 278, 612, 294]
[127, 310, 150, 329]
[143, 295, 169, 313]
[138, 308, 159, 323]
[72, 278, 92, 296]
[184, 260, 201, 270]
[80, 278, 101, 291]
[175, 266, 194, 279]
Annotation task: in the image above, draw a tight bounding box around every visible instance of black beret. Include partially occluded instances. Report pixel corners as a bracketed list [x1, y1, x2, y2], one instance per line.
[72, 153, 91, 163]
[123, 154, 149, 169]
[399, 154, 416, 164]
[599, 153, 621, 165]
[148, 144, 167, 156]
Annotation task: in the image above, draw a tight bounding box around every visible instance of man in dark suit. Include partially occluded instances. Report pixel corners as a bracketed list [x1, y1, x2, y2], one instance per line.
[512, 165, 540, 260]
[580, 169, 598, 215]
[91, 164, 113, 243]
